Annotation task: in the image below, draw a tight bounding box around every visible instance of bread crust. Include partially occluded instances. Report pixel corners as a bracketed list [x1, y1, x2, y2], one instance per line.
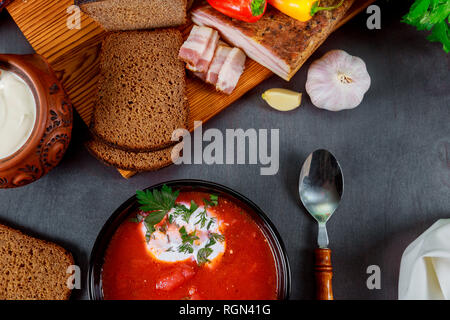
[0, 224, 74, 300]
[76, 0, 188, 31]
[85, 138, 180, 172]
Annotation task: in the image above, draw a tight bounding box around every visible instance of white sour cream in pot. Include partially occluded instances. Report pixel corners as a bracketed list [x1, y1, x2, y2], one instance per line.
[0, 69, 36, 159]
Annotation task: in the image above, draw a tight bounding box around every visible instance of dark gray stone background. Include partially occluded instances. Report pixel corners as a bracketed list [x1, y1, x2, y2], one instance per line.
[0, 1, 449, 300]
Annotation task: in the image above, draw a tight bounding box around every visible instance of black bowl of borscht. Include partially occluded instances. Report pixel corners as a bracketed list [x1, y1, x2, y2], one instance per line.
[89, 179, 291, 300]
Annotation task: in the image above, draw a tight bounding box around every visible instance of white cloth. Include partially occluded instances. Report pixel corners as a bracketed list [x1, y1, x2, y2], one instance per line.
[399, 219, 450, 300]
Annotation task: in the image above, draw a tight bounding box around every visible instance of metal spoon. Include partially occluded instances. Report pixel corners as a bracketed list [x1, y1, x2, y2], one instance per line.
[299, 149, 344, 300]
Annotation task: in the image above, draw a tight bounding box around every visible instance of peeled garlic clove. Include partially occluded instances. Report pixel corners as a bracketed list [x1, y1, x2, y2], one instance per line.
[262, 88, 302, 111]
[306, 50, 371, 111]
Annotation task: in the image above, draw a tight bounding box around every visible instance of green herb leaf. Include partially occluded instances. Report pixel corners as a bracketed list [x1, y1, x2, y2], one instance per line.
[179, 226, 199, 245]
[197, 247, 213, 266]
[135, 185, 179, 237]
[403, 0, 450, 53]
[143, 211, 166, 233]
[209, 232, 225, 243]
[210, 194, 218, 204]
[206, 218, 215, 230]
[428, 20, 450, 52]
[136, 185, 179, 213]
[206, 238, 216, 248]
[178, 242, 194, 254]
[195, 210, 208, 228]
[173, 200, 199, 223]
[190, 200, 199, 212]
[203, 194, 219, 208]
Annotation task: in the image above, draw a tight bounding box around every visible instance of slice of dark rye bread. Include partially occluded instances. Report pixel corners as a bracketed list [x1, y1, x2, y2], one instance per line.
[0, 224, 74, 300]
[90, 29, 189, 152]
[86, 138, 182, 171]
[75, 0, 188, 31]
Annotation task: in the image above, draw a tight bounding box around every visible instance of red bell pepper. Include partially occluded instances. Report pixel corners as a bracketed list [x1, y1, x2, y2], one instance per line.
[207, 0, 267, 23]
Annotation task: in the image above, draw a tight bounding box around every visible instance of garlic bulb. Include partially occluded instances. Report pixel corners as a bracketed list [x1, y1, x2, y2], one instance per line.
[306, 50, 371, 111]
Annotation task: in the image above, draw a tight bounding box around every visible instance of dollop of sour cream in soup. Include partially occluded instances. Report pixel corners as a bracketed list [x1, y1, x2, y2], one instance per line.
[142, 201, 225, 265]
[0, 69, 36, 159]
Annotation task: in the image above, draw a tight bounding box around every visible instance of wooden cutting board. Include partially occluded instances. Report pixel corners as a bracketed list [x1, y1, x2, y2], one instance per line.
[6, 0, 374, 178]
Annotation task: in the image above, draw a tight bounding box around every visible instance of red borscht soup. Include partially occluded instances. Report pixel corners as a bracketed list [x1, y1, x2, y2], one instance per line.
[102, 187, 278, 300]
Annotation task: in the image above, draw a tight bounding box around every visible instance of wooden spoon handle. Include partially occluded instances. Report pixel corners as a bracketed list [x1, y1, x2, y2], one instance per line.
[315, 248, 333, 300]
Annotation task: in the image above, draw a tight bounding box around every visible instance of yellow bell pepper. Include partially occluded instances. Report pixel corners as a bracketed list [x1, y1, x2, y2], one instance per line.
[268, 0, 344, 22]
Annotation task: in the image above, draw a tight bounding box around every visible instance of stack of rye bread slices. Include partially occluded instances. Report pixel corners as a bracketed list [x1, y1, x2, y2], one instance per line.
[77, 0, 191, 171]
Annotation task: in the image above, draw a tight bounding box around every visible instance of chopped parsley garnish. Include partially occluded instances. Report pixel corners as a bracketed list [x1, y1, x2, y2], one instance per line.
[197, 247, 213, 266]
[196, 233, 225, 266]
[203, 194, 219, 208]
[178, 226, 199, 254]
[195, 210, 208, 228]
[209, 232, 225, 243]
[172, 200, 199, 223]
[206, 218, 216, 230]
[178, 243, 194, 254]
[135, 185, 179, 237]
[207, 238, 216, 247]
[179, 226, 199, 244]
[195, 195, 219, 229]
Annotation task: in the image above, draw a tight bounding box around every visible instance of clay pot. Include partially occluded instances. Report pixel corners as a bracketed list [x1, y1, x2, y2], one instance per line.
[0, 54, 73, 188]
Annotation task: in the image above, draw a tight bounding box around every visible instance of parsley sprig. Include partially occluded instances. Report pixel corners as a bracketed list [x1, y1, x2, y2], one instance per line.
[195, 210, 208, 228]
[197, 247, 213, 266]
[135, 185, 179, 237]
[177, 226, 199, 254]
[196, 232, 225, 266]
[203, 194, 219, 208]
[172, 200, 199, 223]
[403, 0, 450, 53]
[209, 232, 225, 243]
[206, 217, 216, 230]
[194, 194, 219, 229]
[179, 226, 199, 244]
